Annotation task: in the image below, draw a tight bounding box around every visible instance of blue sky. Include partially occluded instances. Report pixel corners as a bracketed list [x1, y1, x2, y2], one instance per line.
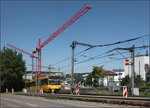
[1, 1, 149, 74]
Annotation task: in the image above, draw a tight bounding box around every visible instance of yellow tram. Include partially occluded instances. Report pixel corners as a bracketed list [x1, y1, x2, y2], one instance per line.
[26, 75, 61, 93]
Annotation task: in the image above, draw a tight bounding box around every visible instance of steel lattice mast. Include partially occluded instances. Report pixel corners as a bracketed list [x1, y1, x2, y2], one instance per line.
[34, 4, 92, 78]
[7, 44, 38, 79]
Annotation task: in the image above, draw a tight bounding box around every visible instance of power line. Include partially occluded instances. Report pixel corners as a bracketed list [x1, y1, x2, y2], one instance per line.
[76, 45, 150, 65]
[59, 49, 129, 69]
[72, 48, 149, 72]
[59, 46, 148, 70]
[52, 46, 92, 66]
[93, 34, 149, 47]
[52, 34, 149, 66]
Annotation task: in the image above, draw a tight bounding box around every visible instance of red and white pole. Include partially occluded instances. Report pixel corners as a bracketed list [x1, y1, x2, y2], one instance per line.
[39, 87, 43, 94]
[6, 89, 8, 93]
[76, 85, 79, 95]
[51, 89, 54, 94]
[123, 86, 127, 97]
[12, 88, 14, 94]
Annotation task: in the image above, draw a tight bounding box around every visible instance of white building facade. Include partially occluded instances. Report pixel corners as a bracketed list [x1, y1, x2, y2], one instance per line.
[113, 69, 125, 82]
[124, 56, 149, 81]
[23, 73, 32, 80]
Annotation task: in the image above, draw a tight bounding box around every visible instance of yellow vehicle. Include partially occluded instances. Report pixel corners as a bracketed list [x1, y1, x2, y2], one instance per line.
[26, 75, 61, 93]
[29, 79, 36, 89]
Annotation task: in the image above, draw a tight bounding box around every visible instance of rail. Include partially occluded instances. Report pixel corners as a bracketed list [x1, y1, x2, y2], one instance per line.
[14, 92, 149, 106]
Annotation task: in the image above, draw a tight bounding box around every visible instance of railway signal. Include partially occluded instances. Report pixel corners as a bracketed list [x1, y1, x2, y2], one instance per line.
[125, 59, 129, 65]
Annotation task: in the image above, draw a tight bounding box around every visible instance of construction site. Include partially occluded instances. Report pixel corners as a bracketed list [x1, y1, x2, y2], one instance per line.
[1, 1, 150, 107]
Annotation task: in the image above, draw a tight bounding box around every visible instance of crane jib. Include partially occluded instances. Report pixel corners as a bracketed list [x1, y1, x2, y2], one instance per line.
[7, 43, 34, 57]
[39, 5, 92, 49]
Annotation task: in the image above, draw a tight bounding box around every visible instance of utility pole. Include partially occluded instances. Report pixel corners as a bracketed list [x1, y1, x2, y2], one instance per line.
[70, 41, 93, 94]
[113, 45, 140, 96]
[130, 45, 135, 96]
[118, 68, 121, 87]
[70, 41, 76, 94]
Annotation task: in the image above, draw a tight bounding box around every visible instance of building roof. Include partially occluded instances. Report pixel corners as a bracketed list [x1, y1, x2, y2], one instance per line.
[102, 70, 117, 76]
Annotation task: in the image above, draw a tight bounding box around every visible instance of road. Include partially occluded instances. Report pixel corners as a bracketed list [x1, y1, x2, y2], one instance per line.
[1, 94, 145, 108]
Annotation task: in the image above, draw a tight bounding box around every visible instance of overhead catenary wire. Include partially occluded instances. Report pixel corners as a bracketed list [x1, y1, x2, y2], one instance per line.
[115, 49, 128, 60]
[59, 45, 149, 69]
[52, 46, 93, 66]
[52, 34, 148, 66]
[93, 34, 149, 47]
[75, 57, 130, 72]
[76, 45, 150, 65]
[106, 45, 150, 53]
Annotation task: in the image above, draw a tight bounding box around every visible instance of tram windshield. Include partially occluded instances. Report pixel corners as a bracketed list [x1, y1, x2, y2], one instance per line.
[49, 77, 60, 85]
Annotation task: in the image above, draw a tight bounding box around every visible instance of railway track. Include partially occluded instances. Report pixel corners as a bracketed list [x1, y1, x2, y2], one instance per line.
[15, 92, 150, 107]
[56, 93, 149, 101]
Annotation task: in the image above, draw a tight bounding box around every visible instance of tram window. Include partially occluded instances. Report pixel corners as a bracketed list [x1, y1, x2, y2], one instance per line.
[27, 83, 30, 87]
[30, 81, 35, 86]
[41, 79, 48, 85]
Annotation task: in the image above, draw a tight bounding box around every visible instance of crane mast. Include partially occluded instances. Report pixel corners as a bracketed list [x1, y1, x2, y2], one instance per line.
[34, 4, 91, 78]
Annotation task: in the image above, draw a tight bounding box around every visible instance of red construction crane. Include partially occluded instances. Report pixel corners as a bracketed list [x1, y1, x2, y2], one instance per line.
[29, 64, 54, 76]
[7, 44, 38, 79]
[34, 4, 92, 78]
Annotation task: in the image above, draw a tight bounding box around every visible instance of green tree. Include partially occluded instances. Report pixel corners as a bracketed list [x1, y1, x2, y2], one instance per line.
[135, 75, 144, 86]
[74, 73, 84, 84]
[91, 66, 103, 87]
[1, 47, 26, 92]
[121, 75, 131, 86]
[85, 73, 93, 86]
[86, 66, 104, 87]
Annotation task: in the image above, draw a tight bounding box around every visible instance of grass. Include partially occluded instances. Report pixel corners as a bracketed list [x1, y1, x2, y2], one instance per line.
[91, 87, 122, 96]
[45, 95, 61, 100]
[139, 91, 150, 97]
[16, 92, 63, 99]
[97, 91, 122, 96]
[97, 91, 150, 97]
